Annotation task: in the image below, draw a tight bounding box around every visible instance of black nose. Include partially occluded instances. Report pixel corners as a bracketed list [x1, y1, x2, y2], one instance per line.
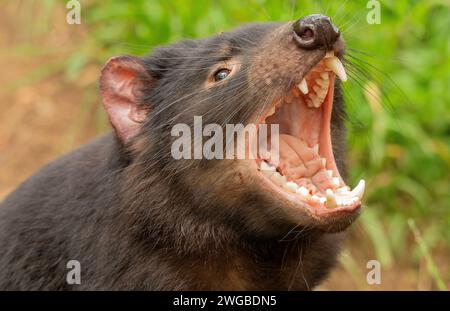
[293, 14, 340, 50]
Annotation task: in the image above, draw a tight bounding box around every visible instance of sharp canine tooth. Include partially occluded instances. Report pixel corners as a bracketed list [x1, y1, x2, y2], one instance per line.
[324, 56, 347, 82]
[326, 189, 337, 208]
[296, 186, 309, 196]
[298, 78, 309, 94]
[325, 51, 334, 58]
[350, 179, 365, 199]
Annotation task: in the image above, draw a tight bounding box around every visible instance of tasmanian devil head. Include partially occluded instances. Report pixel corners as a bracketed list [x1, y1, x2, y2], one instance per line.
[99, 15, 364, 263]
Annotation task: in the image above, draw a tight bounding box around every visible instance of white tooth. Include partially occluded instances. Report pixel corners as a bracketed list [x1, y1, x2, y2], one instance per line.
[260, 161, 276, 171]
[266, 106, 276, 117]
[336, 186, 350, 193]
[325, 51, 334, 58]
[324, 56, 347, 82]
[316, 77, 329, 87]
[349, 197, 358, 204]
[315, 91, 326, 101]
[270, 172, 285, 186]
[297, 78, 309, 94]
[285, 181, 299, 193]
[311, 195, 320, 202]
[309, 94, 321, 108]
[312, 144, 319, 154]
[332, 177, 340, 186]
[296, 186, 309, 196]
[326, 189, 337, 208]
[319, 197, 327, 204]
[326, 170, 333, 177]
[320, 72, 329, 80]
[350, 179, 365, 199]
[335, 196, 348, 205]
[316, 94, 326, 103]
[337, 196, 357, 206]
[315, 78, 325, 87]
[317, 89, 327, 98]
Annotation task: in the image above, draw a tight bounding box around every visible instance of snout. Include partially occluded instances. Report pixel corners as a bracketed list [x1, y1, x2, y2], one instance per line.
[293, 14, 340, 50]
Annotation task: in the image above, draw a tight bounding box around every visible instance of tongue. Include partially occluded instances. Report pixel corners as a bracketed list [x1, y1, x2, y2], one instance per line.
[277, 134, 335, 192]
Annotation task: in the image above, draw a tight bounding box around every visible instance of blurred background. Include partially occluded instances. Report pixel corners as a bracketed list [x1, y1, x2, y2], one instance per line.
[0, 0, 449, 290]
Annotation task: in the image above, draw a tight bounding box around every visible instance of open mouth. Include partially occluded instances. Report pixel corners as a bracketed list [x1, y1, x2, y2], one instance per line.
[256, 52, 365, 217]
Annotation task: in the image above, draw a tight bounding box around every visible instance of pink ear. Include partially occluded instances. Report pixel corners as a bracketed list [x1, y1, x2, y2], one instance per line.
[100, 56, 151, 142]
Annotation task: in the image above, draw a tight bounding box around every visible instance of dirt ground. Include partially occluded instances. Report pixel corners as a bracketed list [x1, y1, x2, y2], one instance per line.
[0, 2, 447, 291]
[0, 3, 102, 199]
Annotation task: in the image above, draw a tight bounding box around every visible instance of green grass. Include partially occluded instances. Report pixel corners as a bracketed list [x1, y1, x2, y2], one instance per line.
[408, 219, 447, 290]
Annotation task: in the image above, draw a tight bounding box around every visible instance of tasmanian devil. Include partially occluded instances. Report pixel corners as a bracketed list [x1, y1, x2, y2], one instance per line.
[0, 15, 365, 290]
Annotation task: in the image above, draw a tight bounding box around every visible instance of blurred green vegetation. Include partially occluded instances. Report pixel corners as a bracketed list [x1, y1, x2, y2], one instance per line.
[11, 0, 450, 288]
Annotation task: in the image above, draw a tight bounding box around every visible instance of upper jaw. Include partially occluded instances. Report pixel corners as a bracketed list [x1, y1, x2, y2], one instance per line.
[250, 50, 364, 227]
[296, 50, 347, 92]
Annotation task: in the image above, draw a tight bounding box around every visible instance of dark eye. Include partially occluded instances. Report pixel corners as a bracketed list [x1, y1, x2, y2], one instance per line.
[214, 68, 231, 82]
